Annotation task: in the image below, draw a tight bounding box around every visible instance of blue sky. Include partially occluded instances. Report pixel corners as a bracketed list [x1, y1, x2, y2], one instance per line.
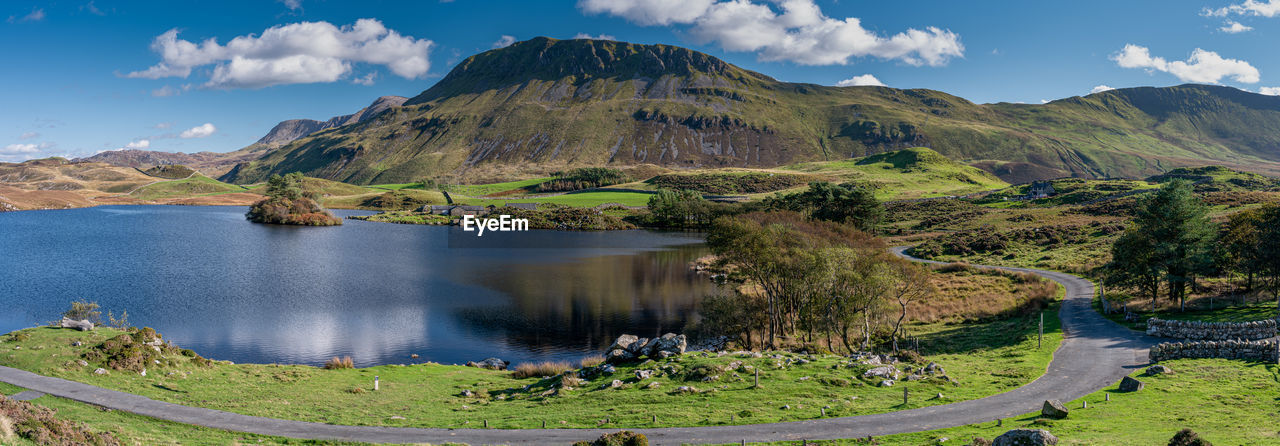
[3, 0, 1279, 161]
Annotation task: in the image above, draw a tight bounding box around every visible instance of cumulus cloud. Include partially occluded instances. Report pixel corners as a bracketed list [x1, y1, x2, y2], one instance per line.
[280, 0, 302, 10]
[1090, 85, 1115, 94]
[123, 139, 150, 149]
[7, 7, 45, 23]
[835, 74, 885, 87]
[1260, 86, 1280, 95]
[1204, 0, 1280, 17]
[179, 123, 216, 139]
[1111, 44, 1259, 84]
[580, 0, 963, 66]
[573, 32, 617, 40]
[1, 143, 41, 154]
[492, 35, 516, 48]
[579, 0, 714, 25]
[125, 19, 434, 89]
[1220, 20, 1254, 32]
[352, 72, 377, 86]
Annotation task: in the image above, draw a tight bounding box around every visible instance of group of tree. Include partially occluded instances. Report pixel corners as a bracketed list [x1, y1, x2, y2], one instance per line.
[701, 211, 933, 353]
[1104, 179, 1280, 313]
[245, 172, 342, 226]
[534, 167, 630, 192]
[645, 181, 883, 230]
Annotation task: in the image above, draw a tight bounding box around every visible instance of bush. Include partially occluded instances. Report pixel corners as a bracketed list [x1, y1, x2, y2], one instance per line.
[5, 332, 30, 343]
[246, 196, 342, 226]
[323, 356, 355, 370]
[0, 395, 120, 445]
[647, 172, 812, 194]
[86, 330, 166, 372]
[62, 300, 102, 324]
[896, 350, 925, 364]
[535, 168, 630, 192]
[573, 431, 649, 446]
[969, 438, 992, 446]
[511, 361, 572, 379]
[558, 371, 586, 389]
[1169, 428, 1212, 446]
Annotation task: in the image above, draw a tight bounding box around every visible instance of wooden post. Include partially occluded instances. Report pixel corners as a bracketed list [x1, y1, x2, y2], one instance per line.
[653, 414, 658, 424]
[997, 418, 1003, 427]
[1038, 313, 1044, 349]
[1083, 400, 1088, 409]
[542, 420, 547, 428]
[374, 375, 379, 391]
[1105, 392, 1110, 402]
[903, 387, 909, 405]
[821, 407, 826, 417]
[484, 420, 489, 429]
[754, 368, 760, 387]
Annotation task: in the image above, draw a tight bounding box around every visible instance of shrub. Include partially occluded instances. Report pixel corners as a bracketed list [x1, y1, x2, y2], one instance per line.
[535, 168, 629, 192]
[969, 438, 992, 446]
[323, 356, 355, 370]
[572, 431, 649, 446]
[511, 361, 572, 379]
[0, 395, 120, 445]
[62, 300, 102, 324]
[346, 387, 366, 395]
[106, 310, 129, 330]
[1169, 428, 1212, 446]
[558, 372, 585, 389]
[4, 332, 30, 343]
[896, 350, 925, 364]
[578, 355, 605, 368]
[647, 172, 812, 194]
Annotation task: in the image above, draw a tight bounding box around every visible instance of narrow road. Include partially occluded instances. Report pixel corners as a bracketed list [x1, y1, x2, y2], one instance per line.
[0, 248, 1157, 445]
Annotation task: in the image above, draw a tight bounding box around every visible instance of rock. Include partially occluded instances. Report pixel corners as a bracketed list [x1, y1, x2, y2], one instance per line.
[649, 333, 687, 357]
[140, 368, 147, 377]
[645, 381, 661, 389]
[1145, 365, 1173, 376]
[924, 362, 942, 373]
[465, 357, 509, 370]
[599, 364, 616, 375]
[936, 393, 944, 399]
[674, 385, 697, 394]
[878, 379, 894, 387]
[861, 356, 882, 365]
[1040, 400, 1069, 419]
[635, 369, 652, 380]
[603, 379, 623, 389]
[93, 368, 106, 375]
[60, 317, 94, 331]
[992, 428, 1059, 446]
[459, 389, 474, 397]
[607, 334, 640, 352]
[606, 348, 635, 363]
[862, 365, 899, 380]
[1119, 376, 1145, 392]
[389, 416, 406, 420]
[76, 360, 88, 367]
[71, 341, 83, 347]
[780, 404, 790, 410]
[627, 337, 649, 356]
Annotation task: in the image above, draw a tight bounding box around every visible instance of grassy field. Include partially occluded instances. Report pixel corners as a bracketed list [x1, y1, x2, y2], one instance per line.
[859, 359, 1280, 445]
[127, 174, 249, 200]
[460, 190, 655, 207]
[782, 148, 1010, 201]
[0, 301, 1062, 431]
[443, 177, 553, 197]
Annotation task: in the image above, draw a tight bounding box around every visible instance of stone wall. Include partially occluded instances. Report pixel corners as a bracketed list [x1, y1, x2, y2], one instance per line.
[1145, 318, 1277, 341]
[1149, 339, 1279, 363]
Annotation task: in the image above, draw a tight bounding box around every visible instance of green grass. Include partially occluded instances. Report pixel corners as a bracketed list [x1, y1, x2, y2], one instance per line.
[1097, 296, 1278, 331]
[861, 359, 1280, 445]
[127, 174, 248, 200]
[443, 177, 553, 197]
[367, 182, 426, 191]
[348, 211, 451, 225]
[0, 310, 1061, 431]
[782, 148, 1009, 201]
[460, 190, 654, 207]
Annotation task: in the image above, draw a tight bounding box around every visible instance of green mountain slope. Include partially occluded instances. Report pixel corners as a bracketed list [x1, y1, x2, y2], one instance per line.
[221, 37, 1280, 185]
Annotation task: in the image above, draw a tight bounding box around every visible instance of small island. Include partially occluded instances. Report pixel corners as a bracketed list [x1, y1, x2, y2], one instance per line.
[245, 172, 342, 226]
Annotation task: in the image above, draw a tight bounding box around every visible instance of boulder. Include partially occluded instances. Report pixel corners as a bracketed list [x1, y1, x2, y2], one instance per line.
[1119, 376, 1145, 392]
[634, 370, 652, 380]
[1040, 399, 1069, 419]
[878, 379, 895, 387]
[606, 348, 635, 364]
[60, 317, 94, 331]
[627, 337, 649, 356]
[464, 357, 508, 370]
[1144, 365, 1173, 376]
[992, 429, 1058, 446]
[862, 365, 900, 380]
[602, 379, 623, 389]
[459, 389, 474, 397]
[649, 333, 687, 357]
[607, 334, 640, 352]
[93, 368, 106, 375]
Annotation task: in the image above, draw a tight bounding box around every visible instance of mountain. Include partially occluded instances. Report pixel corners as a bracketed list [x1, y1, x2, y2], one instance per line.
[209, 38, 1280, 184]
[79, 96, 407, 177]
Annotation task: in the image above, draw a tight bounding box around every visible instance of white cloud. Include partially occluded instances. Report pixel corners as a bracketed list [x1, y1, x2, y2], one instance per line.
[82, 1, 105, 16]
[581, 0, 963, 66]
[1, 143, 41, 154]
[280, 0, 302, 10]
[150, 84, 190, 97]
[125, 19, 434, 89]
[1111, 44, 1260, 84]
[1205, 0, 1280, 17]
[153, 122, 173, 130]
[352, 72, 377, 86]
[579, 0, 714, 25]
[573, 32, 617, 40]
[7, 7, 45, 23]
[1260, 86, 1280, 95]
[492, 35, 517, 49]
[123, 139, 150, 149]
[19, 132, 39, 140]
[1040, 99, 1050, 104]
[1220, 20, 1254, 33]
[1090, 85, 1115, 94]
[835, 74, 885, 87]
[179, 123, 217, 139]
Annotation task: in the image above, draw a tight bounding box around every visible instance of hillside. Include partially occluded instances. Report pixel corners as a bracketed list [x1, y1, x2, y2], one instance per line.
[782, 147, 1010, 200]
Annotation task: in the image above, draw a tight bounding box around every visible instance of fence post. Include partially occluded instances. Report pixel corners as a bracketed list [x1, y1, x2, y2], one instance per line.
[1038, 312, 1044, 349]
[903, 387, 909, 405]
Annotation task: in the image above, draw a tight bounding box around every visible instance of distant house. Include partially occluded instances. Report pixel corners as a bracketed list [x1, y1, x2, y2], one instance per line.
[423, 205, 454, 215]
[1026, 181, 1056, 199]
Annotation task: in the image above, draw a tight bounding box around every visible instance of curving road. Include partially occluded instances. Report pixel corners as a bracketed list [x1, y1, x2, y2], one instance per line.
[0, 248, 1157, 445]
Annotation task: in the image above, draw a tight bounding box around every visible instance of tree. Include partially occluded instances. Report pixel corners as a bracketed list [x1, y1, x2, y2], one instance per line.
[1107, 180, 1215, 311]
[1105, 226, 1164, 312]
[1219, 209, 1264, 292]
[63, 300, 103, 324]
[647, 189, 719, 227]
[885, 259, 934, 352]
[764, 182, 883, 231]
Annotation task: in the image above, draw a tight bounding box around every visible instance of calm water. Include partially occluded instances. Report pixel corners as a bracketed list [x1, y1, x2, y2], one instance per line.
[0, 205, 715, 366]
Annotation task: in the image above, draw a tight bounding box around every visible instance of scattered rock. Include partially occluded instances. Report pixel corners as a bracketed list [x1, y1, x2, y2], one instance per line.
[673, 386, 698, 394]
[780, 404, 790, 410]
[1041, 400, 1069, 419]
[459, 389, 474, 397]
[862, 365, 900, 380]
[634, 370, 652, 380]
[936, 393, 945, 399]
[465, 358, 509, 370]
[603, 379, 623, 389]
[76, 360, 88, 367]
[140, 368, 146, 377]
[878, 380, 895, 387]
[71, 341, 83, 347]
[60, 317, 94, 331]
[93, 368, 106, 375]
[1119, 376, 1145, 392]
[390, 416, 406, 420]
[1145, 365, 1173, 376]
[992, 429, 1058, 446]
[645, 381, 661, 389]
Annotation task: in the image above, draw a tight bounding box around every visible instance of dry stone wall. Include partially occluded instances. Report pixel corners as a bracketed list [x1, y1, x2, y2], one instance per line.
[1149, 339, 1279, 363]
[1146, 318, 1276, 341]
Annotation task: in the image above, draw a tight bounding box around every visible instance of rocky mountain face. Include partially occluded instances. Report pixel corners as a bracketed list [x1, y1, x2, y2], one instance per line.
[254, 95, 407, 146]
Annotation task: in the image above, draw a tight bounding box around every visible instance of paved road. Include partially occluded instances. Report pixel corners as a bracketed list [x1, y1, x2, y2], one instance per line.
[0, 248, 1157, 445]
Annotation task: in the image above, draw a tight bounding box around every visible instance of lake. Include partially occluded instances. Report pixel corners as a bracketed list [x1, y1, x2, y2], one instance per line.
[0, 205, 716, 367]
